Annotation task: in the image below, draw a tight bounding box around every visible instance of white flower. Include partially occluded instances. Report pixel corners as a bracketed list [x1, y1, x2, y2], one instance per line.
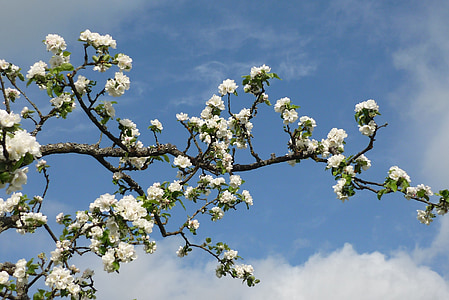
[274, 97, 290, 113]
[219, 190, 236, 204]
[218, 79, 238, 96]
[327, 154, 345, 169]
[326, 128, 347, 149]
[229, 175, 242, 188]
[206, 94, 225, 110]
[105, 72, 130, 97]
[5, 88, 20, 101]
[116, 242, 137, 263]
[234, 264, 254, 278]
[176, 246, 188, 257]
[147, 182, 164, 201]
[89, 193, 117, 212]
[150, 119, 163, 131]
[224, 249, 238, 260]
[0, 59, 10, 70]
[333, 178, 349, 202]
[250, 64, 271, 78]
[21, 107, 29, 117]
[0, 110, 21, 128]
[7, 167, 28, 194]
[210, 177, 226, 187]
[173, 155, 192, 169]
[50, 93, 72, 109]
[282, 109, 298, 124]
[168, 180, 182, 192]
[26, 61, 47, 79]
[103, 101, 116, 117]
[188, 219, 200, 230]
[49, 54, 70, 68]
[388, 166, 411, 183]
[133, 218, 154, 234]
[80, 30, 116, 50]
[356, 154, 371, 171]
[102, 249, 116, 273]
[176, 112, 189, 121]
[241, 190, 253, 205]
[74, 75, 90, 95]
[359, 120, 376, 136]
[355, 99, 379, 112]
[115, 195, 146, 222]
[417, 210, 433, 225]
[56, 212, 64, 224]
[0, 271, 9, 285]
[44, 34, 67, 54]
[298, 116, 316, 131]
[115, 53, 132, 71]
[210, 206, 224, 221]
[13, 258, 27, 281]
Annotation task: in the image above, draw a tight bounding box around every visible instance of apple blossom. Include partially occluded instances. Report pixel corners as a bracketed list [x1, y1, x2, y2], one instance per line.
[218, 79, 238, 96]
[173, 155, 192, 168]
[150, 119, 163, 131]
[26, 61, 47, 79]
[44, 34, 67, 54]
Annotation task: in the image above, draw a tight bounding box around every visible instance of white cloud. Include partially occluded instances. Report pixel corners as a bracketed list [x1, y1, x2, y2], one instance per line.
[86, 232, 449, 300]
[387, 1, 449, 186]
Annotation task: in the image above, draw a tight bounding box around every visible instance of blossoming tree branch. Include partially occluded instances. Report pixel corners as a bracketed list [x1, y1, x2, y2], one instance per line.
[0, 31, 446, 299]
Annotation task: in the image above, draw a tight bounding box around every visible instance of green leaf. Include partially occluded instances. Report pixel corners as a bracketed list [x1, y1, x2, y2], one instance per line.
[59, 63, 74, 71]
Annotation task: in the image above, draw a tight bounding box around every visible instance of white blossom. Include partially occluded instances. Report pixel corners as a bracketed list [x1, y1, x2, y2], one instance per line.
[115, 53, 132, 71]
[44, 34, 66, 54]
[74, 75, 90, 95]
[210, 206, 224, 221]
[0, 271, 9, 285]
[224, 249, 238, 260]
[250, 64, 271, 78]
[218, 79, 238, 96]
[355, 99, 379, 112]
[26, 61, 47, 79]
[241, 190, 253, 205]
[282, 109, 298, 124]
[274, 97, 290, 113]
[105, 72, 130, 97]
[388, 166, 411, 183]
[90, 193, 117, 212]
[206, 94, 225, 110]
[417, 210, 433, 225]
[176, 112, 189, 121]
[173, 155, 192, 169]
[188, 219, 200, 230]
[327, 154, 345, 169]
[150, 119, 163, 131]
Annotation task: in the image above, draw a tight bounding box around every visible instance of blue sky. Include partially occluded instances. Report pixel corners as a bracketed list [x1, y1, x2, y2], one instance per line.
[2, 0, 449, 299]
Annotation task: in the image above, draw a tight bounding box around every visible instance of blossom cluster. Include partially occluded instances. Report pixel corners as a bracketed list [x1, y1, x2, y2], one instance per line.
[45, 266, 80, 296]
[388, 166, 411, 185]
[43, 34, 71, 69]
[354, 99, 380, 136]
[79, 29, 116, 52]
[218, 79, 238, 96]
[105, 72, 130, 97]
[118, 118, 150, 168]
[13, 258, 28, 284]
[0, 109, 41, 193]
[53, 192, 155, 275]
[0, 59, 21, 80]
[16, 211, 47, 234]
[274, 97, 298, 125]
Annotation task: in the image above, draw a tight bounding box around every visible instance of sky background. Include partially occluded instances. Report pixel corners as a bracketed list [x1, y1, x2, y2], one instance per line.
[2, 0, 449, 299]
